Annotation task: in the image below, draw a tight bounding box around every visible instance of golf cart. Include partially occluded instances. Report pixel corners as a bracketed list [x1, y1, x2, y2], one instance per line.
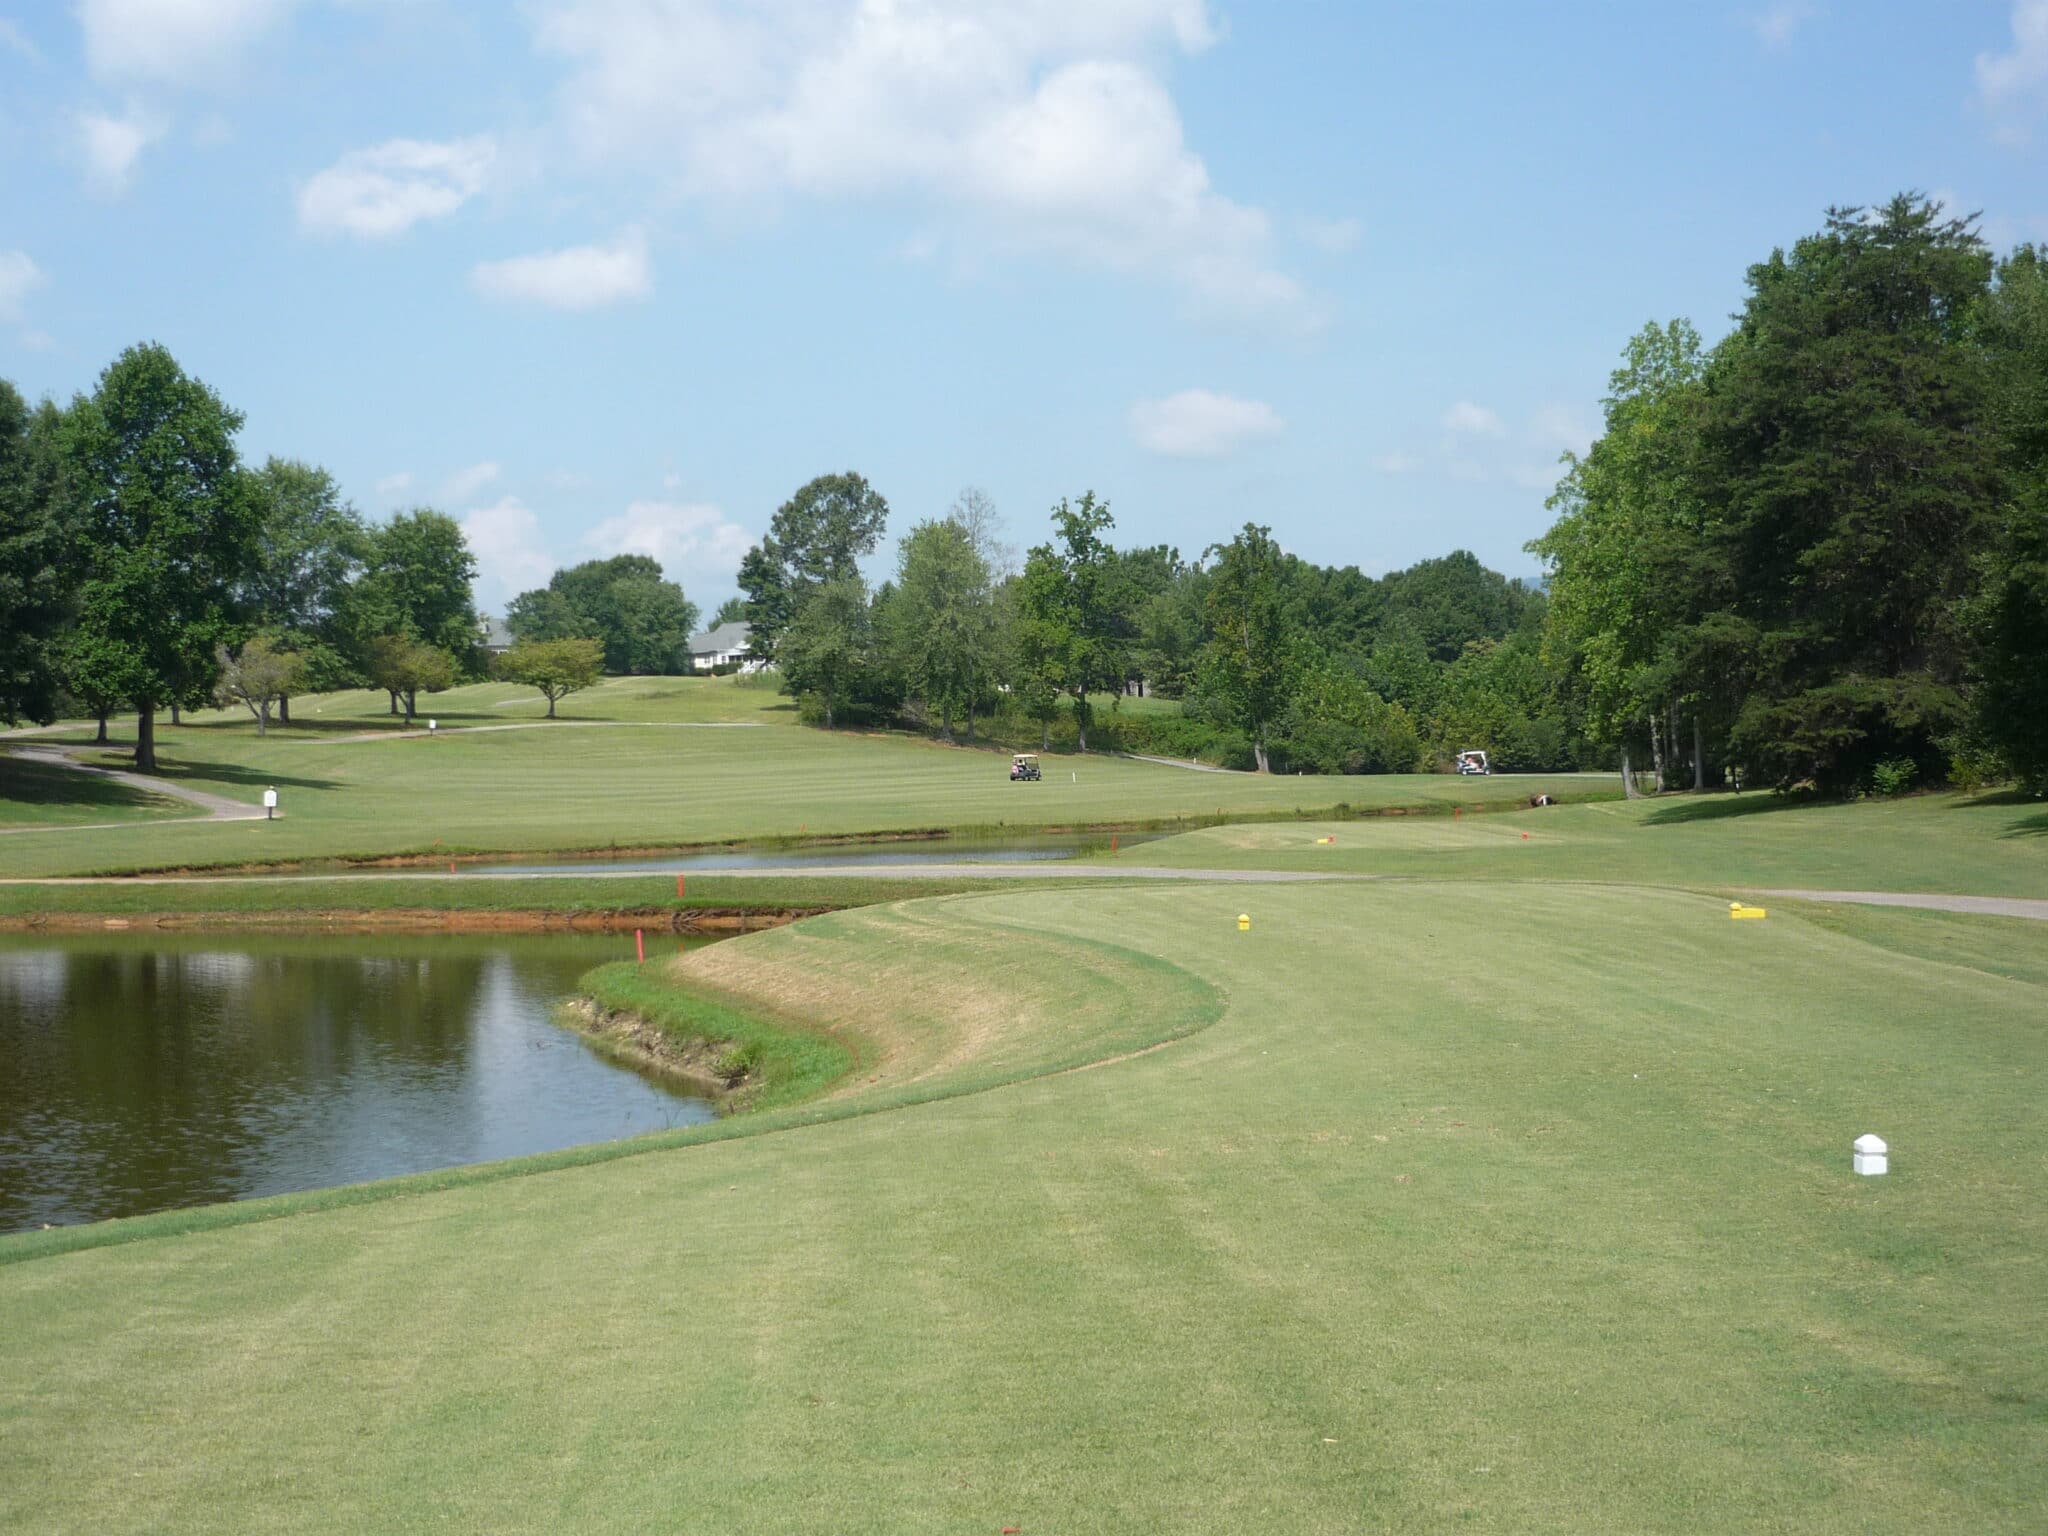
[1010, 753, 1041, 782]
[1454, 749, 1492, 776]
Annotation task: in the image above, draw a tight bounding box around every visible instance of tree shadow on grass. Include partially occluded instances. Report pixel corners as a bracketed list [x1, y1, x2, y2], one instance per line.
[1640, 792, 1815, 827]
[0, 754, 180, 817]
[1948, 788, 2048, 838]
[175, 713, 513, 736]
[72, 752, 342, 793]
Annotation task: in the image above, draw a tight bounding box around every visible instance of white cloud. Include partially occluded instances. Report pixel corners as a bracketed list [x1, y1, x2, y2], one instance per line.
[297, 136, 496, 239]
[528, 0, 1306, 322]
[374, 471, 414, 499]
[470, 230, 652, 310]
[1978, 1, 2048, 131]
[1129, 388, 1283, 458]
[78, 0, 293, 88]
[78, 104, 165, 195]
[459, 497, 555, 608]
[1441, 400, 1504, 436]
[0, 250, 45, 321]
[0, 19, 42, 62]
[583, 498, 754, 589]
[1526, 402, 1594, 458]
[1371, 451, 1421, 474]
[1749, 2, 1816, 49]
[441, 462, 502, 502]
[1298, 215, 1362, 253]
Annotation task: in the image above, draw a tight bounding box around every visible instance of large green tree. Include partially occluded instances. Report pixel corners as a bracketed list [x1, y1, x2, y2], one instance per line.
[1532, 318, 1719, 794]
[739, 472, 890, 656]
[888, 517, 996, 741]
[354, 510, 480, 693]
[496, 636, 604, 718]
[1975, 244, 2048, 789]
[64, 343, 263, 770]
[0, 386, 71, 726]
[1013, 493, 1131, 750]
[1700, 196, 1997, 791]
[776, 574, 874, 728]
[1200, 523, 1292, 773]
[246, 457, 368, 716]
[507, 555, 698, 673]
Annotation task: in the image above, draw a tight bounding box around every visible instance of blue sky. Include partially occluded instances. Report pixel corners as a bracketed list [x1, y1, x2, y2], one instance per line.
[3, 2, 2045, 616]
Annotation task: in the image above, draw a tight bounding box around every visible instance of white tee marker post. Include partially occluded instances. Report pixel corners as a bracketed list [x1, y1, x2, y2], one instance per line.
[262, 787, 278, 821]
[1853, 1134, 1888, 1176]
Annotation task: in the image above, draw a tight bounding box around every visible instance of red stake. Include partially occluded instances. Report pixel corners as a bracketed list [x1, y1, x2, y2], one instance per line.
[635, 928, 645, 964]
[448, 861, 456, 875]
[1110, 834, 1118, 853]
[677, 873, 686, 899]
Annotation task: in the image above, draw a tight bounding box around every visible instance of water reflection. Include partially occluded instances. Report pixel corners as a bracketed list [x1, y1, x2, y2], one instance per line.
[0, 932, 717, 1232]
[483, 830, 1161, 876]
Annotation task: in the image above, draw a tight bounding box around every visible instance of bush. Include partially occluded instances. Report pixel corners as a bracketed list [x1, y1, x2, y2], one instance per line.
[1870, 757, 1919, 796]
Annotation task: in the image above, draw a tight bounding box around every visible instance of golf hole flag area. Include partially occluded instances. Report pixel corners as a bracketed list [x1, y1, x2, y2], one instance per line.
[2, 868, 2044, 1533]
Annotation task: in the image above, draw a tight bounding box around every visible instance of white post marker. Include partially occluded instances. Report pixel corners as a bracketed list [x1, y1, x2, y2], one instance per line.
[262, 787, 278, 821]
[428, 718, 437, 734]
[1853, 1133, 1888, 1176]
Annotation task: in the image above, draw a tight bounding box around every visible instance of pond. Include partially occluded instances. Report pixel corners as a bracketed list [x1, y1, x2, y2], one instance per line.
[477, 829, 1163, 877]
[0, 931, 718, 1233]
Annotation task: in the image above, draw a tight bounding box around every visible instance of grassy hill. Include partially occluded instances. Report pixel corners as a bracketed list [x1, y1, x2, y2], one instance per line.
[2, 877, 2042, 1531]
[1, 676, 1611, 876]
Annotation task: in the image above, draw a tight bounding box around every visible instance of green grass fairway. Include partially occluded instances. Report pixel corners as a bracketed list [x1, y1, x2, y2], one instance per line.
[1101, 790, 2048, 896]
[0, 750, 191, 829]
[0, 677, 1609, 877]
[3, 881, 2042, 1532]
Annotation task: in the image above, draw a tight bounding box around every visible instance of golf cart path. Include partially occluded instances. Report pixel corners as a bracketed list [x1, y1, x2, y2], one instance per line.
[1758, 888, 2048, 921]
[0, 746, 265, 835]
[314, 721, 763, 743]
[0, 864, 1366, 887]
[1122, 754, 1248, 774]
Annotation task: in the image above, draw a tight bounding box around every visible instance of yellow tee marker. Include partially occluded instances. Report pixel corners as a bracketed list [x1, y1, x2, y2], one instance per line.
[1237, 913, 1251, 931]
[1729, 902, 1767, 920]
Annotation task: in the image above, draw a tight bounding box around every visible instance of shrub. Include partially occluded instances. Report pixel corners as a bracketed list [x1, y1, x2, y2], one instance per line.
[1871, 757, 1919, 796]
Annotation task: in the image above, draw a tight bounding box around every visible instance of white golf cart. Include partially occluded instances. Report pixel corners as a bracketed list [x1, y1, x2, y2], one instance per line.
[1454, 749, 1491, 776]
[1010, 753, 1042, 782]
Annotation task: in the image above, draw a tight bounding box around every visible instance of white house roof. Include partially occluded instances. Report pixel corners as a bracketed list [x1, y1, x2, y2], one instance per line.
[686, 621, 751, 654]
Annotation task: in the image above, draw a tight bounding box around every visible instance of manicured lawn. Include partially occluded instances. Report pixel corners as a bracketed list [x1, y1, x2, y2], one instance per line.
[2, 879, 2042, 1531]
[0, 750, 191, 829]
[0, 677, 1611, 877]
[1099, 789, 2048, 897]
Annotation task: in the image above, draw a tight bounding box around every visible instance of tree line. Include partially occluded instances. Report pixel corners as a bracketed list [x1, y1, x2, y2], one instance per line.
[0, 343, 717, 764]
[1535, 195, 2048, 795]
[734, 194, 2048, 792]
[735, 474, 1578, 774]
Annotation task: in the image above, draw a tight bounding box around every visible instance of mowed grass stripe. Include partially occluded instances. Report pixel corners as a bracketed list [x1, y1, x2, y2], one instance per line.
[1108, 792, 2048, 897]
[0, 713, 1610, 878]
[2, 881, 2041, 1531]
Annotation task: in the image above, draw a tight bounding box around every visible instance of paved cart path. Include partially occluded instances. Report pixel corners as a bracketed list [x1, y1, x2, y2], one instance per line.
[1757, 888, 2048, 922]
[0, 747, 265, 835]
[0, 863, 1365, 887]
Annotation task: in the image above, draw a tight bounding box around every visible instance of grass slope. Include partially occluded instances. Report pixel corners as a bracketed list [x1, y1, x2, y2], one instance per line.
[0, 751, 190, 829]
[0, 677, 1609, 878]
[1102, 790, 2048, 896]
[3, 881, 2042, 1532]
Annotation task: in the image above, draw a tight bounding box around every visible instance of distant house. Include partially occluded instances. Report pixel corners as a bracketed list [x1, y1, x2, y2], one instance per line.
[478, 615, 514, 656]
[687, 621, 762, 673]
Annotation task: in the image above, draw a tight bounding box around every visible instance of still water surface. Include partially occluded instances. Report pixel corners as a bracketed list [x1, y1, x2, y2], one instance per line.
[482, 830, 1160, 876]
[0, 931, 717, 1233]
